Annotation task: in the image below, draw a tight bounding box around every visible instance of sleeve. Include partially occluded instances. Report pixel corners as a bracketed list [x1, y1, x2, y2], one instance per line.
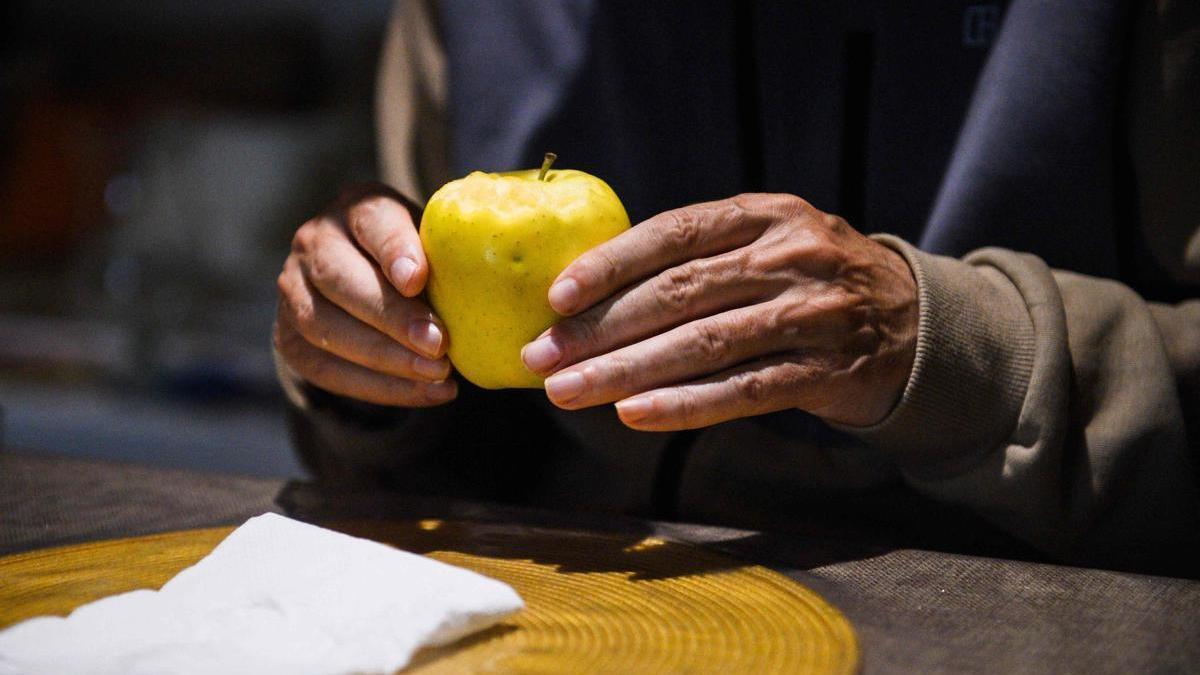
[375, 0, 451, 203]
[843, 238, 1200, 575]
[840, 0, 1200, 576]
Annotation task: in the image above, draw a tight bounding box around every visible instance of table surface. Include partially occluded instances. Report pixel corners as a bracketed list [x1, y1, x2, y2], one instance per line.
[3, 451, 1198, 673]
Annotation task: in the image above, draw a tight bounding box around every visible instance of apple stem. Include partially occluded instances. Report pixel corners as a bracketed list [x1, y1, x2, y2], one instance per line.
[538, 152, 557, 181]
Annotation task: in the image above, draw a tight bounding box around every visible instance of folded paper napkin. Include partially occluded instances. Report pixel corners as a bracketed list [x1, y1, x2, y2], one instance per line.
[0, 513, 523, 675]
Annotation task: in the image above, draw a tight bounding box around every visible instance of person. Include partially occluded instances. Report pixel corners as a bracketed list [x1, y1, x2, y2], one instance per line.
[273, 0, 1199, 575]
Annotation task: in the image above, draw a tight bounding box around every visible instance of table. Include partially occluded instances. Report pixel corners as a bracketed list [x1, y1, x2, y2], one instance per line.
[3, 451, 1197, 673]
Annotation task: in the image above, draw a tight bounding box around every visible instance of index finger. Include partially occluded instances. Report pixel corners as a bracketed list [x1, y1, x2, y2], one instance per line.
[548, 196, 767, 315]
[340, 186, 427, 298]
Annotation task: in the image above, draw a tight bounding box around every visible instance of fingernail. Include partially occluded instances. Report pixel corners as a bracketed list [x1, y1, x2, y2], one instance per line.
[616, 396, 654, 424]
[426, 379, 457, 399]
[521, 336, 562, 373]
[545, 370, 585, 404]
[409, 320, 443, 358]
[391, 257, 418, 293]
[548, 278, 580, 313]
[413, 356, 448, 380]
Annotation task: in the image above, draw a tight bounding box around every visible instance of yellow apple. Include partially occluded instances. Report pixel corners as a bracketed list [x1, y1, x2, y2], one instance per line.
[420, 154, 630, 389]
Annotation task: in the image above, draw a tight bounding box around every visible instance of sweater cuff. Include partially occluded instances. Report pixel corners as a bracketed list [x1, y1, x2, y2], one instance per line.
[838, 236, 1037, 478]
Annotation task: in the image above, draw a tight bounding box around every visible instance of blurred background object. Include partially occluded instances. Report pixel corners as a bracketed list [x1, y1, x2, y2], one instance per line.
[0, 0, 394, 476]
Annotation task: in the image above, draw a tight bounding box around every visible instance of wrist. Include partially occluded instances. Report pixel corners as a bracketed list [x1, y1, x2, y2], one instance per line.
[828, 239, 918, 428]
[834, 237, 1037, 475]
[873, 243, 920, 422]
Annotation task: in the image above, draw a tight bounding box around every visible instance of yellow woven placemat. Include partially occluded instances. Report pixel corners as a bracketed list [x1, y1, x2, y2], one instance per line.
[0, 519, 858, 673]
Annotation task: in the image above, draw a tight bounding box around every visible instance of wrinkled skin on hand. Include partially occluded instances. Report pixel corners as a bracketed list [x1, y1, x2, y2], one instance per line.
[520, 193, 919, 430]
[274, 183, 457, 407]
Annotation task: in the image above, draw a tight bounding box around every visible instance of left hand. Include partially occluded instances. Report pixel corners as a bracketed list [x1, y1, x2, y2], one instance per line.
[519, 194, 918, 431]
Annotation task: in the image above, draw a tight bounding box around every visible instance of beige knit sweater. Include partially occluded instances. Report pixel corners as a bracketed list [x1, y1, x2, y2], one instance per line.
[279, 0, 1199, 575]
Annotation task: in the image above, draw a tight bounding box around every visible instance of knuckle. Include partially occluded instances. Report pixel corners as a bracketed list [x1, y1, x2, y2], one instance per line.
[758, 192, 808, 217]
[291, 221, 319, 254]
[723, 195, 760, 229]
[602, 355, 633, 387]
[779, 193, 811, 214]
[727, 193, 757, 212]
[305, 237, 342, 288]
[399, 350, 438, 381]
[346, 197, 391, 241]
[768, 301, 806, 341]
[576, 357, 629, 394]
[729, 248, 760, 278]
[277, 276, 321, 338]
[720, 196, 748, 223]
[674, 390, 699, 425]
[733, 370, 769, 403]
[582, 247, 622, 289]
[813, 239, 850, 273]
[820, 212, 849, 237]
[777, 229, 842, 275]
[653, 264, 701, 313]
[733, 192, 805, 222]
[692, 322, 731, 364]
[377, 230, 409, 265]
[275, 270, 291, 298]
[662, 210, 703, 250]
[292, 301, 319, 337]
[563, 311, 603, 349]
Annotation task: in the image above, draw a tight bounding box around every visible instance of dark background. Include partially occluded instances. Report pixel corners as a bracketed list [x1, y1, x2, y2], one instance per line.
[0, 1, 398, 477]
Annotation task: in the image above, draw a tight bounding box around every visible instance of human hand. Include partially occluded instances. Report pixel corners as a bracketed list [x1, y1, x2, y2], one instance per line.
[274, 183, 457, 407]
[520, 194, 917, 430]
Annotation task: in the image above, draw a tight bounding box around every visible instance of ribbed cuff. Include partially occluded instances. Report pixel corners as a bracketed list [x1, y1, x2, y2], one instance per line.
[838, 236, 1037, 479]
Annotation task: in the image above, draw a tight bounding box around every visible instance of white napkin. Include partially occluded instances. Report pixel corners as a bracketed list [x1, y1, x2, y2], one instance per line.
[0, 513, 523, 675]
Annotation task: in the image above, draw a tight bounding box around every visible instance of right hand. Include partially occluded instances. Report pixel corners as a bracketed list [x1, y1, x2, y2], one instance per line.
[274, 183, 457, 407]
